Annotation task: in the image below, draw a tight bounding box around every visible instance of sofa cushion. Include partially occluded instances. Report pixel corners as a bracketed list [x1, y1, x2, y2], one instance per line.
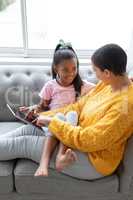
[0, 161, 15, 194]
[118, 134, 133, 193]
[0, 122, 24, 194]
[0, 66, 51, 121]
[14, 159, 119, 196]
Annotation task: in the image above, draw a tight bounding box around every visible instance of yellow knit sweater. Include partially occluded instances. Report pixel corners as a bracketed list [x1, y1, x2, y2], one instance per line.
[41, 81, 133, 176]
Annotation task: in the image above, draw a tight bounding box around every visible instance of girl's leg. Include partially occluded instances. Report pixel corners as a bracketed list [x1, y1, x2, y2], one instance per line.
[56, 111, 78, 171]
[34, 112, 66, 176]
[34, 136, 58, 176]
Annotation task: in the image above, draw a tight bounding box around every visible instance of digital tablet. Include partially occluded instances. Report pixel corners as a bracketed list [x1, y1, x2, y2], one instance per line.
[6, 104, 42, 130]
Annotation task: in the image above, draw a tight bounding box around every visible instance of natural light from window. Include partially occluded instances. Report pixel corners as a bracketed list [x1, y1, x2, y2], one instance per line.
[0, 0, 133, 50]
[0, 0, 23, 47]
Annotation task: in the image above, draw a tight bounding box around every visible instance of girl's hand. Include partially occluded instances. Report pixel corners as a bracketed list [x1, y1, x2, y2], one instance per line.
[19, 106, 38, 122]
[19, 105, 38, 112]
[36, 116, 52, 127]
[19, 106, 29, 112]
[25, 110, 38, 121]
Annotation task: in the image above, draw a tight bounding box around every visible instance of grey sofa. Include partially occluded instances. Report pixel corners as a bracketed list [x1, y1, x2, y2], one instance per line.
[0, 64, 133, 200]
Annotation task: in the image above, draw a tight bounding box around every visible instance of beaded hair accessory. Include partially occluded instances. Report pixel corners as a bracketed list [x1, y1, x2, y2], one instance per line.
[58, 39, 72, 49]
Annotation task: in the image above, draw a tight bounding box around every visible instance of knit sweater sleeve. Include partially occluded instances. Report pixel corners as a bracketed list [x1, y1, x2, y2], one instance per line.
[48, 107, 130, 152]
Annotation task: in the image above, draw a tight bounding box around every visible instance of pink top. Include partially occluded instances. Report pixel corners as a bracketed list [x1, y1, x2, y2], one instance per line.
[39, 79, 95, 110]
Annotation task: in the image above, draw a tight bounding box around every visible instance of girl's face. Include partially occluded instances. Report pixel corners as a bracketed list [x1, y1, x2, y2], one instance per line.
[55, 58, 78, 86]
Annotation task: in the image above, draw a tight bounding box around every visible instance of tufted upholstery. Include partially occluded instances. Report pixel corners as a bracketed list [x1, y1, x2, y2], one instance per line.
[0, 65, 97, 121]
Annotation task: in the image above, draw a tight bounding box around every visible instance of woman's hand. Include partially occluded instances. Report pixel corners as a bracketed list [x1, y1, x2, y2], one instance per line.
[35, 115, 52, 127]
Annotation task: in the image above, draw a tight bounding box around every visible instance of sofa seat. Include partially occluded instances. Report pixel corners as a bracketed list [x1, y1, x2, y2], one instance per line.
[1, 65, 133, 199]
[0, 161, 15, 194]
[0, 122, 119, 197]
[14, 159, 119, 196]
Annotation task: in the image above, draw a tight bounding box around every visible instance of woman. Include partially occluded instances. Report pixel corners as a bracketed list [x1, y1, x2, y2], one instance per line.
[0, 43, 133, 180]
[35, 43, 133, 178]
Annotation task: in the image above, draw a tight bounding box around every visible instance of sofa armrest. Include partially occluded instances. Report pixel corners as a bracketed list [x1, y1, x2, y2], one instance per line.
[118, 135, 133, 195]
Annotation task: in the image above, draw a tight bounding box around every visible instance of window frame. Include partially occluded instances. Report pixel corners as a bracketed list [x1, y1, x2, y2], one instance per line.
[0, 0, 94, 61]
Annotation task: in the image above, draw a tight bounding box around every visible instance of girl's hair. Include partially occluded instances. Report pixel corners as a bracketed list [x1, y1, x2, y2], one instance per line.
[52, 40, 83, 98]
[91, 44, 127, 76]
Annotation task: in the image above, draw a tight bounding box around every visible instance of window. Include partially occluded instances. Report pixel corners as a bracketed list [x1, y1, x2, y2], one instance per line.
[0, 0, 23, 47]
[26, 0, 133, 50]
[0, 0, 133, 57]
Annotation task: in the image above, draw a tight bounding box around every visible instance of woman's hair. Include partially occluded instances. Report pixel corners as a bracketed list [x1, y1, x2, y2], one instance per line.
[91, 44, 127, 76]
[52, 40, 83, 97]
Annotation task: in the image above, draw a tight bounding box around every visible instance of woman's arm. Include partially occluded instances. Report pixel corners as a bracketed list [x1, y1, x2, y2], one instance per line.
[35, 94, 89, 126]
[47, 107, 133, 153]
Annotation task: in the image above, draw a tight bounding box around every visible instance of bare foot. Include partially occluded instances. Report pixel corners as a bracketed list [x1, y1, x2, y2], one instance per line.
[56, 149, 78, 172]
[34, 165, 48, 177]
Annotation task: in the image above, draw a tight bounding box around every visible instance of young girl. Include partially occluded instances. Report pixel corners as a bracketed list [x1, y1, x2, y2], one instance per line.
[21, 40, 95, 176]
